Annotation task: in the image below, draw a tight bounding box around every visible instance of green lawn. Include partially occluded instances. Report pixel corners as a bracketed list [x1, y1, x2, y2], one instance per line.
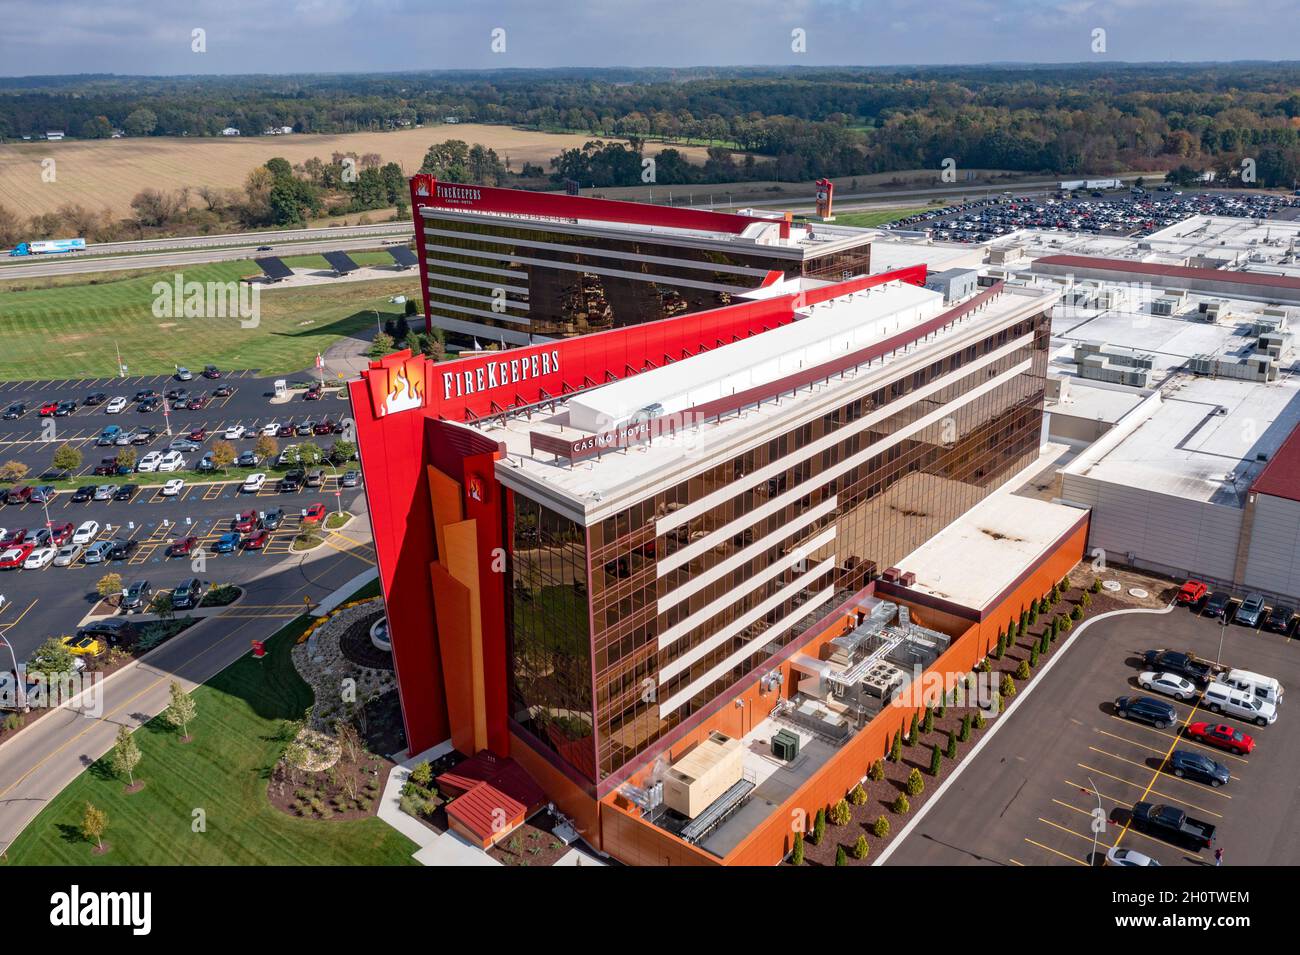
[0, 253, 418, 380]
[825, 207, 931, 228]
[2, 614, 418, 866]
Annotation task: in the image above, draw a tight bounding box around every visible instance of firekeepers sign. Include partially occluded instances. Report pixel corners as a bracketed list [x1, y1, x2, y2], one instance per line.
[368, 354, 428, 417]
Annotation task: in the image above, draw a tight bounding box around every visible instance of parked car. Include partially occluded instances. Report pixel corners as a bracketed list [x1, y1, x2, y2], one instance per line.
[77, 619, 136, 646]
[53, 543, 84, 567]
[213, 385, 233, 398]
[279, 470, 305, 492]
[203, 365, 221, 379]
[1114, 695, 1177, 728]
[84, 392, 107, 407]
[134, 389, 159, 403]
[242, 529, 269, 550]
[1201, 681, 1276, 726]
[1204, 591, 1234, 619]
[107, 538, 140, 561]
[38, 401, 59, 416]
[1168, 749, 1230, 787]
[1105, 846, 1160, 867]
[22, 528, 50, 546]
[82, 540, 114, 564]
[186, 394, 210, 411]
[0, 528, 24, 547]
[213, 532, 240, 554]
[54, 400, 77, 416]
[136, 451, 163, 472]
[157, 451, 185, 472]
[168, 437, 200, 453]
[1130, 801, 1215, 850]
[305, 468, 324, 488]
[72, 520, 100, 544]
[233, 510, 259, 533]
[130, 426, 157, 446]
[276, 422, 295, 437]
[302, 503, 327, 524]
[113, 484, 139, 501]
[1185, 721, 1255, 755]
[49, 522, 74, 545]
[175, 367, 193, 381]
[105, 396, 128, 414]
[170, 578, 205, 610]
[5, 485, 31, 505]
[93, 457, 129, 476]
[0, 545, 33, 569]
[29, 485, 56, 504]
[260, 422, 280, 436]
[224, 424, 247, 440]
[120, 579, 153, 612]
[1234, 593, 1267, 627]
[1214, 668, 1283, 709]
[242, 473, 266, 493]
[2, 402, 26, 419]
[188, 427, 207, 441]
[97, 426, 122, 446]
[1265, 604, 1295, 634]
[22, 546, 54, 569]
[161, 479, 185, 496]
[1142, 649, 1213, 686]
[92, 485, 115, 501]
[295, 420, 315, 436]
[60, 635, 104, 658]
[70, 485, 96, 503]
[261, 508, 285, 530]
[139, 396, 161, 413]
[1137, 671, 1198, 702]
[341, 470, 360, 488]
[237, 452, 263, 468]
[313, 419, 333, 435]
[168, 536, 199, 557]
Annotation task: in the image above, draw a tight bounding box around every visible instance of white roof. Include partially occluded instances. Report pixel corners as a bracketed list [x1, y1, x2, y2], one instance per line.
[567, 281, 944, 432]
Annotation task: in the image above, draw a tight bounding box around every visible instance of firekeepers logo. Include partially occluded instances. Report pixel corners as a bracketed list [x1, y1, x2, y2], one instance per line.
[443, 349, 561, 400]
[370, 355, 427, 417]
[436, 184, 482, 204]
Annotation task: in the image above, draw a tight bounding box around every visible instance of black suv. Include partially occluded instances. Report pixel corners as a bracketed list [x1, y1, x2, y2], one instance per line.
[107, 538, 139, 560]
[120, 579, 153, 612]
[77, 619, 138, 646]
[280, 470, 305, 492]
[1143, 649, 1213, 686]
[170, 578, 205, 610]
[1115, 695, 1177, 728]
[1169, 750, 1230, 788]
[1265, 604, 1295, 634]
[1204, 591, 1234, 619]
[84, 392, 108, 406]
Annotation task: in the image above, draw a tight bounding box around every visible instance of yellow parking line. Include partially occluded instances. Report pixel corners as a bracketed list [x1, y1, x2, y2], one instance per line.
[1008, 858, 1024, 866]
[1106, 714, 1249, 764]
[1037, 817, 1097, 845]
[1075, 764, 1223, 817]
[1051, 798, 1094, 817]
[1109, 700, 1205, 852]
[1023, 838, 1088, 866]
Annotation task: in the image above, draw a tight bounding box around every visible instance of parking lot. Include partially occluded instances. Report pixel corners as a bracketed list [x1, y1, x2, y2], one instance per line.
[0, 369, 351, 478]
[887, 603, 1300, 866]
[0, 368, 372, 665]
[885, 189, 1300, 242]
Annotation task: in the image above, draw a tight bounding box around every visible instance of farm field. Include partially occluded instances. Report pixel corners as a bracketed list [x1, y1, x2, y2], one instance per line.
[0, 124, 703, 220]
[0, 252, 416, 378]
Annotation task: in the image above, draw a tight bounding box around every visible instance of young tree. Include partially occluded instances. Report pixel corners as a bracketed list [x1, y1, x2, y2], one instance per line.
[52, 442, 82, 475]
[29, 636, 76, 677]
[872, 814, 891, 838]
[0, 459, 29, 482]
[149, 591, 175, 621]
[892, 793, 911, 815]
[209, 439, 237, 473]
[829, 798, 852, 826]
[958, 714, 972, 742]
[905, 711, 918, 746]
[852, 833, 870, 860]
[928, 743, 943, 777]
[110, 724, 143, 787]
[114, 446, 136, 470]
[254, 434, 278, 462]
[868, 759, 885, 782]
[945, 728, 958, 758]
[811, 807, 826, 846]
[163, 681, 197, 739]
[888, 730, 902, 763]
[1001, 673, 1017, 698]
[81, 802, 109, 851]
[791, 831, 805, 865]
[848, 783, 867, 806]
[96, 572, 124, 606]
[922, 706, 934, 733]
[906, 767, 925, 797]
[835, 845, 848, 866]
[367, 332, 396, 359]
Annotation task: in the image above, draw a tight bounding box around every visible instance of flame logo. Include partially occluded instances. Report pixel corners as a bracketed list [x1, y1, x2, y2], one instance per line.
[383, 361, 425, 415]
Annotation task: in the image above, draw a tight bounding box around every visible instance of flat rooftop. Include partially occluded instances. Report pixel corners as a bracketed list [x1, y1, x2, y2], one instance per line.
[1061, 373, 1300, 507]
[894, 490, 1087, 612]
[1047, 377, 1151, 426]
[481, 282, 1057, 523]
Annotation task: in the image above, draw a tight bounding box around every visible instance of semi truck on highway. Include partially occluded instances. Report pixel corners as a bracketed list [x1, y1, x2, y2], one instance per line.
[1059, 179, 1123, 192]
[6, 237, 86, 256]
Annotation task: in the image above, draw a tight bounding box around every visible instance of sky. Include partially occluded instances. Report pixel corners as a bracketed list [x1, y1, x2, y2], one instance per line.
[1, 0, 1298, 76]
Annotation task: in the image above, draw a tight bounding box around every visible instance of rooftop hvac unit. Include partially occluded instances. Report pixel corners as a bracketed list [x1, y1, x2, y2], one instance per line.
[771, 729, 800, 761]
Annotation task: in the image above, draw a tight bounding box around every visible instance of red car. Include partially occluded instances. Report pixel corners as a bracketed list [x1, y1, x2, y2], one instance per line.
[313, 419, 334, 435]
[49, 522, 75, 545]
[168, 535, 198, 557]
[303, 387, 323, 401]
[188, 428, 207, 441]
[1177, 580, 1208, 605]
[233, 510, 258, 533]
[1185, 722, 1254, 756]
[242, 529, 269, 550]
[302, 503, 326, 524]
[0, 543, 34, 569]
[38, 401, 59, 416]
[1, 528, 27, 546]
[186, 395, 210, 410]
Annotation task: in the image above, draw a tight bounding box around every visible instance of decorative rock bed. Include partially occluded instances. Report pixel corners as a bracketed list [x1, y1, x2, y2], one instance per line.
[292, 597, 397, 733]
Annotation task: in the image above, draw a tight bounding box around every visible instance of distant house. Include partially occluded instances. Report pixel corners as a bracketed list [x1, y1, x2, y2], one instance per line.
[221, 127, 241, 137]
[279, 126, 293, 135]
[443, 116, 460, 124]
[263, 126, 294, 136]
[111, 129, 125, 139]
[45, 131, 64, 141]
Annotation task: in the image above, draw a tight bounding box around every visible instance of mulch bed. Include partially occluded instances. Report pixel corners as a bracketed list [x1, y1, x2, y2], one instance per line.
[360, 688, 405, 756]
[339, 612, 394, 671]
[488, 814, 572, 867]
[267, 744, 393, 822]
[792, 573, 1113, 866]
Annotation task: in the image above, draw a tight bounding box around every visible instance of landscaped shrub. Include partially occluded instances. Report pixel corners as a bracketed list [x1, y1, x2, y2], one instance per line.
[1070, 605, 1083, 621]
[958, 713, 972, 742]
[1090, 578, 1102, 594]
[1000, 673, 1017, 698]
[811, 808, 826, 845]
[922, 706, 934, 733]
[835, 845, 848, 866]
[905, 711, 918, 746]
[1028, 605, 1038, 626]
[996, 692, 1006, 713]
[892, 792, 911, 815]
[849, 783, 867, 806]
[409, 761, 433, 788]
[905, 767, 925, 797]
[1050, 584, 1060, 604]
[889, 730, 902, 762]
[994, 631, 1005, 659]
[868, 759, 885, 782]
[853, 834, 870, 860]
[829, 798, 852, 827]
[1080, 590, 1092, 608]
[946, 729, 958, 758]
[1029, 645, 1040, 668]
[1016, 659, 1032, 680]
[872, 814, 890, 838]
[1061, 575, 1071, 592]
[791, 832, 805, 865]
[973, 710, 987, 730]
[928, 744, 942, 776]
[1060, 615, 1073, 632]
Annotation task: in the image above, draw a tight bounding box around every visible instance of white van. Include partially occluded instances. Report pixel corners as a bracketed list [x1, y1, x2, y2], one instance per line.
[1202, 681, 1277, 726]
[1214, 669, 1283, 709]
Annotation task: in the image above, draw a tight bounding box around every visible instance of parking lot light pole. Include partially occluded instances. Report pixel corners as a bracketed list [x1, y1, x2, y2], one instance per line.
[1085, 777, 1103, 866]
[0, 630, 26, 711]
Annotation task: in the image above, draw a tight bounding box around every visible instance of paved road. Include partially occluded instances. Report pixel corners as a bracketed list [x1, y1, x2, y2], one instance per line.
[0, 502, 376, 857]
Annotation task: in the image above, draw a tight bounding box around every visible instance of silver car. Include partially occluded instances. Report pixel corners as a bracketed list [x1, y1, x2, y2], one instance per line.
[53, 543, 83, 567]
[93, 485, 115, 501]
[82, 540, 114, 564]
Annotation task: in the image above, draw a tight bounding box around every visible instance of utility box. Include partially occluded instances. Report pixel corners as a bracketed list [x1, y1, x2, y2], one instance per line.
[771, 729, 801, 761]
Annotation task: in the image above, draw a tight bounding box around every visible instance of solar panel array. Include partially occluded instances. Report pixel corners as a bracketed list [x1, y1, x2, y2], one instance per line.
[323, 250, 360, 275]
[255, 256, 293, 281]
[387, 246, 418, 268]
